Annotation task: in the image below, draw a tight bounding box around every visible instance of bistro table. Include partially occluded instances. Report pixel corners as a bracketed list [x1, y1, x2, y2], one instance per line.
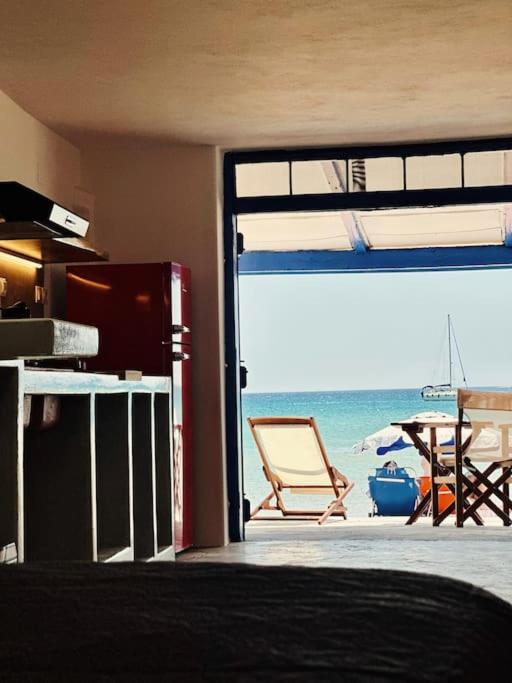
[391, 418, 480, 526]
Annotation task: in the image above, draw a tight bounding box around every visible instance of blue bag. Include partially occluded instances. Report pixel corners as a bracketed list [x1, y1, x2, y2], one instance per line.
[368, 461, 419, 516]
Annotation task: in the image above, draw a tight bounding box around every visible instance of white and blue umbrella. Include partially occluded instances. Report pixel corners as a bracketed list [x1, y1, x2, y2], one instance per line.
[352, 411, 465, 456]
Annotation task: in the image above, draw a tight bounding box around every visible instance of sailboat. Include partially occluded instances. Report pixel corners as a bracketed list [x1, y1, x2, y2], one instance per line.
[421, 314, 467, 401]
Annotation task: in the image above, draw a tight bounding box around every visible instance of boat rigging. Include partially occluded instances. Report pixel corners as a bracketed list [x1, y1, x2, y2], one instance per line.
[421, 314, 468, 401]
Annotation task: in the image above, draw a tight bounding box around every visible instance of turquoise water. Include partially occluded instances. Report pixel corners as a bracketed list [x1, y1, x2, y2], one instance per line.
[242, 388, 456, 518]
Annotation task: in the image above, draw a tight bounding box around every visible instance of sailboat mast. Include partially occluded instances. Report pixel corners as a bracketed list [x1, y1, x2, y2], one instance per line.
[448, 314, 453, 388]
[422, 314, 466, 400]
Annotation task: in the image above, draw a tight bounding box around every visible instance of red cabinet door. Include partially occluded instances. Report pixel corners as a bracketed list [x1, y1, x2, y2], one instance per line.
[67, 262, 193, 553]
[67, 263, 168, 376]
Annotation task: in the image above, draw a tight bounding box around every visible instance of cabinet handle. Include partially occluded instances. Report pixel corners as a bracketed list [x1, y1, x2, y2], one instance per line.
[172, 351, 190, 362]
[172, 324, 190, 334]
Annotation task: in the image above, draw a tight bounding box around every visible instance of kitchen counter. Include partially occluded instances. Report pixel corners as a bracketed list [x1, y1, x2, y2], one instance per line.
[0, 361, 174, 564]
[24, 367, 171, 394]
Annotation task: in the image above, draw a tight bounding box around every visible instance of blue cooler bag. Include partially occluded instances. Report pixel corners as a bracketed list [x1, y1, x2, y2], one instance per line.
[368, 461, 419, 516]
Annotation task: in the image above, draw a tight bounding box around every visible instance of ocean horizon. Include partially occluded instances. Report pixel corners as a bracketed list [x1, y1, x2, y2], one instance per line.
[244, 384, 512, 396]
[241, 386, 511, 519]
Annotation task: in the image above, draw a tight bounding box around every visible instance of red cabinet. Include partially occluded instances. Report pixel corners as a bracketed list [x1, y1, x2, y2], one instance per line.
[66, 262, 193, 552]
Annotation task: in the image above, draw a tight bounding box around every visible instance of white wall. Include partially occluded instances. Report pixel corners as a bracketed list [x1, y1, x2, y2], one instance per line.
[81, 139, 228, 548]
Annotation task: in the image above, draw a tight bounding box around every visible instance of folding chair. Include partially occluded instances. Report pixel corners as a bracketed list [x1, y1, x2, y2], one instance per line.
[247, 417, 354, 524]
[443, 390, 512, 527]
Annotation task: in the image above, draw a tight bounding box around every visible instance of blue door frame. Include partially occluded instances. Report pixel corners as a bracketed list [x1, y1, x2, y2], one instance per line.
[239, 245, 512, 275]
[223, 137, 512, 542]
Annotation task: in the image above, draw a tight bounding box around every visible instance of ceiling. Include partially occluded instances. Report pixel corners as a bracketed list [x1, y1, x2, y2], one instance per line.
[0, 1, 511, 148]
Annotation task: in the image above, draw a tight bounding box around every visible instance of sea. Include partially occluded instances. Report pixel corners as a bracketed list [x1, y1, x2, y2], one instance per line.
[241, 388, 457, 518]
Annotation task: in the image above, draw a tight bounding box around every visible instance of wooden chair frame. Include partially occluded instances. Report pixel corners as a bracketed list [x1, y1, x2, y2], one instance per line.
[247, 417, 354, 525]
[454, 390, 512, 527]
[427, 427, 484, 527]
[392, 419, 483, 526]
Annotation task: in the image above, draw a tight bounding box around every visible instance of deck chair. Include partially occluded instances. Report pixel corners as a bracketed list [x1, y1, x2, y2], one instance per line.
[438, 390, 512, 527]
[247, 417, 354, 524]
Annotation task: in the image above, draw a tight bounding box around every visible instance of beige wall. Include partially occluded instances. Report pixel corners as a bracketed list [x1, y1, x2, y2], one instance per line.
[0, 90, 82, 313]
[0, 90, 80, 206]
[81, 140, 227, 548]
[0, 88, 228, 548]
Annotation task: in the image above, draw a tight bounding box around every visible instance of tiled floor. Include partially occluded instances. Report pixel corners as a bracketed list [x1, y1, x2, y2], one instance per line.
[180, 517, 512, 603]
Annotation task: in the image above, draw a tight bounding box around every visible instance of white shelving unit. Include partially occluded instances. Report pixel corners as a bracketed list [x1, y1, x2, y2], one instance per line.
[0, 362, 174, 563]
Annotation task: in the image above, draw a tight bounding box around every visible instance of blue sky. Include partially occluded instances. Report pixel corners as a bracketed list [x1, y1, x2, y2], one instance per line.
[239, 269, 512, 393]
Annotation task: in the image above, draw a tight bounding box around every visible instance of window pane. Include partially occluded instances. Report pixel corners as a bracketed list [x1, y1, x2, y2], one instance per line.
[348, 159, 367, 192]
[235, 162, 290, 197]
[291, 160, 347, 194]
[464, 151, 512, 187]
[348, 157, 404, 192]
[406, 154, 462, 189]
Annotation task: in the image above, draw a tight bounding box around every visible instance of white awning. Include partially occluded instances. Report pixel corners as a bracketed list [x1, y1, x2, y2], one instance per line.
[238, 212, 352, 251]
[359, 205, 504, 250]
[239, 204, 508, 252]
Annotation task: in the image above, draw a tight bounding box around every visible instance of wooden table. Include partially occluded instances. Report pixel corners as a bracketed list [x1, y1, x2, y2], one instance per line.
[391, 418, 480, 526]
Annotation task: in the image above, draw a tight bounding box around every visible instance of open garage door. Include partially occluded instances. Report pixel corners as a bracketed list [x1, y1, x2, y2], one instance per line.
[223, 137, 512, 542]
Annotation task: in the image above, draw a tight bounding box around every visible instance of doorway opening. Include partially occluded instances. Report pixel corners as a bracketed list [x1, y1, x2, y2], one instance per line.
[239, 268, 512, 526]
[223, 138, 512, 545]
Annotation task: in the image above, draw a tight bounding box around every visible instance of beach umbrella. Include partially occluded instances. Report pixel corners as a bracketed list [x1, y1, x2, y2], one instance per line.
[352, 411, 469, 456]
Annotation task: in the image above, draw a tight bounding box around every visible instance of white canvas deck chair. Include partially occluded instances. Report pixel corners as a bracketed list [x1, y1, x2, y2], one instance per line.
[446, 390, 512, 527]
[248, 417, 354, 524]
